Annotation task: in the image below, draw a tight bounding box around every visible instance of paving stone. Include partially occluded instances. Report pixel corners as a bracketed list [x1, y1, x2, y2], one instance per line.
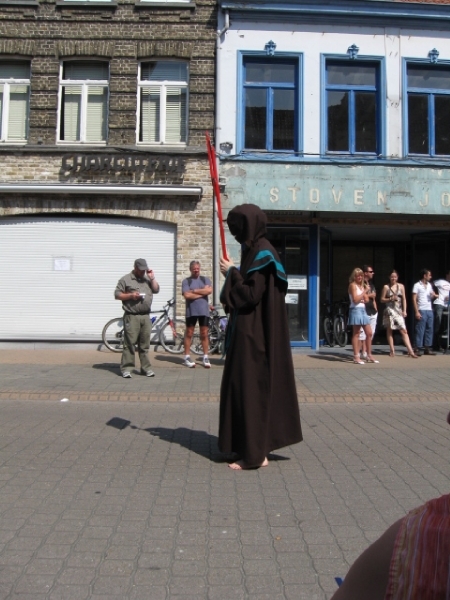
[0, 352, 449, 600]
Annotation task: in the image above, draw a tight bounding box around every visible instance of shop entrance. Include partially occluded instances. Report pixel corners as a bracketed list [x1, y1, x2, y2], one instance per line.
[267, 226, 318, 347]
[320, 225, 450, 345]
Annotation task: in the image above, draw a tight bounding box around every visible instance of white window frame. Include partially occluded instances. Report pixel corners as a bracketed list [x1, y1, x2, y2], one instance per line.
[0, 61, 30, 144]
[57, 60, 109, 145]
[136, 60, 188, 146]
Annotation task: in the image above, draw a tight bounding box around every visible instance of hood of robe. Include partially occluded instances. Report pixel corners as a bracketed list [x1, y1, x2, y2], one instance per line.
[227, 204, 267, 245]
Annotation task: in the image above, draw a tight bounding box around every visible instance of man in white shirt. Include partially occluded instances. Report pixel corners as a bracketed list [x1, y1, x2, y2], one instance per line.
[412, 268, 438, 356]
[433, 270, 450, 350]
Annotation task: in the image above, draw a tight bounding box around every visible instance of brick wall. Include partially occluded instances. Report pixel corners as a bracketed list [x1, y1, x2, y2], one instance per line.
[0, 0, 217, 310]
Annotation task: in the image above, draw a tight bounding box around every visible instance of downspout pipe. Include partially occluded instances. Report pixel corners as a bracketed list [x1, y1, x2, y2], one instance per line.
[213, 8, 230, 305]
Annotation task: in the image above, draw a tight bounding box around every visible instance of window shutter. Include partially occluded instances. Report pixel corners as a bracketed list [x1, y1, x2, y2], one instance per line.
[165, 87, 186, 143]
[8, 84, 29, 140]
[86, 86, 107, 142]
[62, 86, 82, 142]
[140, 86, 160, 142]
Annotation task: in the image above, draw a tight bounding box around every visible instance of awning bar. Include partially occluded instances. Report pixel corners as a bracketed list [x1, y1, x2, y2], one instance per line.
[0, 184, 203, 196]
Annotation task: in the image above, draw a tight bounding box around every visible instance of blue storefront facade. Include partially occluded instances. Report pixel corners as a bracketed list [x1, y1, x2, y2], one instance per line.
[215, 0, 450, 348]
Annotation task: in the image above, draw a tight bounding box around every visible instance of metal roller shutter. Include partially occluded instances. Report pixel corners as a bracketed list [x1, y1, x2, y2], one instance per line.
[0, 215, 176, 340]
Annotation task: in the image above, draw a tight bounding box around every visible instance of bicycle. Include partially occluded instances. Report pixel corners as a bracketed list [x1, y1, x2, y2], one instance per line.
[190, 306, 228, 356]
[333, 299, 350, 347]
[102, 298, 186, 354]
[322, 302, 335, 347]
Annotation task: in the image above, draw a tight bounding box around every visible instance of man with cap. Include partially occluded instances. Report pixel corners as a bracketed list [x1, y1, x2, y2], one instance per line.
[114, 259, 160, 378]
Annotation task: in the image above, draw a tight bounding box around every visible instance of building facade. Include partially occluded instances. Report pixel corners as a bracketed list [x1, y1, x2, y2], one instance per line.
[0, 0, 216, 340]
[216, 0, 450, 348]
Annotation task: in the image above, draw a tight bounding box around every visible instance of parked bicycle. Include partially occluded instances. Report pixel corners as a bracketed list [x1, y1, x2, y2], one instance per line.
[190, 305, 228, 356]
[322, 299, 350, 348]
[333, 299, 350, 347]
[102, 298, 186, 354]
[322, 301, 335, 347]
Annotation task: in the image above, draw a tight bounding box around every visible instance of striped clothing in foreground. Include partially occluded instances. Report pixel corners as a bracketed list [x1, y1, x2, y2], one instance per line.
[385, 494, 450, 599]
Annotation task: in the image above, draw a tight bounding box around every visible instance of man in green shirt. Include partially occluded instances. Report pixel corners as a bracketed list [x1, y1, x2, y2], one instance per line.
[114, 258, 160, 378]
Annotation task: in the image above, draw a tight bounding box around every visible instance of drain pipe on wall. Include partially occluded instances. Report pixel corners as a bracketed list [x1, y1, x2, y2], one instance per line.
[213, 8, 230, 305]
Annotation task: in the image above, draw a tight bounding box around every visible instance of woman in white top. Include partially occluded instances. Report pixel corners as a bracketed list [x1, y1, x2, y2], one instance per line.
[380, 270, 418, 358]
[348, 268, 379, 364]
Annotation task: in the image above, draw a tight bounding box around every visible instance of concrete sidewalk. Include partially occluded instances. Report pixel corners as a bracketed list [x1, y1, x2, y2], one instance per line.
[0, 345, 449, 600]
[0, 344, 449, 403]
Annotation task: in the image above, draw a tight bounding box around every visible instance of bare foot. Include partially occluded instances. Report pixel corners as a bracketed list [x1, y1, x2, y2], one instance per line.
[228, 457, 269, 470]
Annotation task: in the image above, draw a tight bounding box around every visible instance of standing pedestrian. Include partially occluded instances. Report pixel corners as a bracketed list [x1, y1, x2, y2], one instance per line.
[348, 268, 379, 364]
[218, 203, 302, 470]
[181, 260, 213, 369]
[114, 258, 160, 378]
[432, 270, 450, 350]
[412, 268, 438, 356]
[380, 270, 418, 358]
[358, 264, 378, 360]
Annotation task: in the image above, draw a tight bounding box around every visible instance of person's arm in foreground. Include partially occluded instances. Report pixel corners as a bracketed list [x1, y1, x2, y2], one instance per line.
[331, 519, 402, 600]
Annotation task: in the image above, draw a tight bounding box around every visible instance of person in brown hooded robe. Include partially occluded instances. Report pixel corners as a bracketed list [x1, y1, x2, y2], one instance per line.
[218, 204, 303, 470]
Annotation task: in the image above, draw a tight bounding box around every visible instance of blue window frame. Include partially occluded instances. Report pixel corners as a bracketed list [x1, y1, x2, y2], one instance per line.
[406, 63, 450, 157]
[241, 56, 300, 153]
[325, 60, 381, 156]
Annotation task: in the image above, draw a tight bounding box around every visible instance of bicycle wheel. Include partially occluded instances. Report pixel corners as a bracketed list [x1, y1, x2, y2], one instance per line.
[191, 321, 221, 355]
[102, 318, 124, 353]
[159, 318, 186, 354]
[333, 316, 348, 347]
[323, 317, 335, 347]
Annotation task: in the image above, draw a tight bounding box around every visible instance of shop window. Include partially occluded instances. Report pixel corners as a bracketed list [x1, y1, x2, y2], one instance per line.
[406, 63, 450, 157]
[137, 61, 188, 145]
[325, 60, 380, 155]
[58, 61, 109, 144]
[0, 61, 30, 143]
[241, 57, 300, 152]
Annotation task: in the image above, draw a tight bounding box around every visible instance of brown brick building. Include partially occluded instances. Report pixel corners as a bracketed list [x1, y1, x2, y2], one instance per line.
[0, 0, 217, 341]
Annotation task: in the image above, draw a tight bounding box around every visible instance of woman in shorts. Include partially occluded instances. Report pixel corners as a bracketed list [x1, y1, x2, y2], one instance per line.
[348, 268, 379, 364]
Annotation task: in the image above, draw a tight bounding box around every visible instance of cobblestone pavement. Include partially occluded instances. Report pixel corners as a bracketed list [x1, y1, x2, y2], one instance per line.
[0, 346, 449, 599]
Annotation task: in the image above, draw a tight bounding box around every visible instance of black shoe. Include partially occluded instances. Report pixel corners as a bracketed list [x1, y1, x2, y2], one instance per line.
[413, 348, 422, 356]
[424, 347, 436, 356]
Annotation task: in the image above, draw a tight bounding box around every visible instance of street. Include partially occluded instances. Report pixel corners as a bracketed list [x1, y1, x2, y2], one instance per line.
[0, 346, 449, 599]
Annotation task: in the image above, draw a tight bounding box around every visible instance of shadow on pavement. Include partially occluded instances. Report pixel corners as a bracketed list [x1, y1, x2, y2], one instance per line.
[308, 352, 353, 362]
[106, 420, 292, 464]
[92, 363, 121, 374]
[154, 354, 225, 367]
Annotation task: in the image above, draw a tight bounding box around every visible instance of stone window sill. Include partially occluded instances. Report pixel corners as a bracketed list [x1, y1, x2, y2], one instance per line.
[135, 1, 195, 9]
[56, 1, 117, 7]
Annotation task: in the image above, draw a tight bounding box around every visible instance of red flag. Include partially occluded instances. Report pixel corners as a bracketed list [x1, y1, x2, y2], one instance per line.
[206, 132, 229, 260]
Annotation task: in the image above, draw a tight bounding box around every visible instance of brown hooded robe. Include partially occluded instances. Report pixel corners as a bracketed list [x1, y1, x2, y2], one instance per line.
[218, 204, 303, 467]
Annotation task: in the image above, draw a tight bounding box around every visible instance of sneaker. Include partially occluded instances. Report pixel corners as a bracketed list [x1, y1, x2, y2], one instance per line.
[122, 371, 132, 378]
[202, 357, 211, 369]
[183, 357, 196, 368]
[361, 352, 368, 360]
[141, 369, 155, 377]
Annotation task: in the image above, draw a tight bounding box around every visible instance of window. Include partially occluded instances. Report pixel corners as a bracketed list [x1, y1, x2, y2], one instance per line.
[138, 61, 188, 145]
[242, 57, 299, 152]
[59, 61, 108, 144]
[326, 61, 380, 155]
[407, 64, 450, 157]
[0, 61, 30, 143]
